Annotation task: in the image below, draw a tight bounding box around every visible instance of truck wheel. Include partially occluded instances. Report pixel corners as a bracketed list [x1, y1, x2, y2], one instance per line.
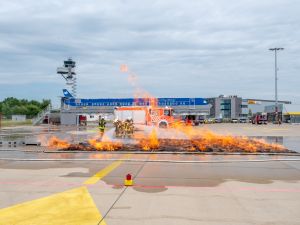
[158, 121, 168, 128]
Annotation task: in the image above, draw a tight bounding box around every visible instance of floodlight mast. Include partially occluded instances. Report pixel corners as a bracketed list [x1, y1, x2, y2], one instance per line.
[269, 48, 284, 124]
[57, 57, 77, 98]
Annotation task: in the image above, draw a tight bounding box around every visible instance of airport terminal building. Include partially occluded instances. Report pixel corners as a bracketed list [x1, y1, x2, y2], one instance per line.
[207, 95, 291, 121]
[59, 93, 292, 125]
[60, 95, 211, 125]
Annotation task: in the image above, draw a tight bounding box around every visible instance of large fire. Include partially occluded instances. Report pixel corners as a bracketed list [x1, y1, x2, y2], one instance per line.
[46, 126, 288, 153]
[171, 124, 286, 152]
[191, 132, 285, 152]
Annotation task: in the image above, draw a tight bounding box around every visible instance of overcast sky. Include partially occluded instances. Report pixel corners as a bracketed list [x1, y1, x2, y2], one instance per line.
[0, 0, 299, 109]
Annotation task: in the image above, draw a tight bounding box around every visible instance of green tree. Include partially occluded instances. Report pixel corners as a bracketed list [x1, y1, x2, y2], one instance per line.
[41, 99, 51, 109]
[0, 98, 51, 118]
[26, 104, 41, 117]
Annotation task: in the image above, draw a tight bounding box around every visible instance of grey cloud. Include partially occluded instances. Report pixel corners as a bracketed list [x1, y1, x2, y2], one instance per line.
[0, 0, 299, 107]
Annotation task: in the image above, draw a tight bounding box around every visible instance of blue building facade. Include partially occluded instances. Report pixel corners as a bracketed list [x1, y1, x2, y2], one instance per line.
[62, 97, 208, 107]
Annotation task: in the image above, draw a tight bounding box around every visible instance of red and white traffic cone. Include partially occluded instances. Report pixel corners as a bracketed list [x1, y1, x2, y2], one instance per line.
[124, 173, 133, 186]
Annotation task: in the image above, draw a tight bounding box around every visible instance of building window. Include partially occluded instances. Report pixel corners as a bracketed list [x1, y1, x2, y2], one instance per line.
[220, 99, 231, 118]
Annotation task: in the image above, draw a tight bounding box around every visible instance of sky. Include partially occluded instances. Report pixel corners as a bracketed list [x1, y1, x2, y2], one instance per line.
[0, 0, 299, 110]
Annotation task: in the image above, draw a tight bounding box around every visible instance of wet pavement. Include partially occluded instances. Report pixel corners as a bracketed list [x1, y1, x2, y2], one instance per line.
[0, 158, 300, 225]
[1, 124, 300, 153]
[1, 124, 300, 224]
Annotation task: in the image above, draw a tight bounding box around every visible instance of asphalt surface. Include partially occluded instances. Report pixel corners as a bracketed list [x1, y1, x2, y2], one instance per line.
[1, 124, 300, 224]
[0, 155, 300, 225]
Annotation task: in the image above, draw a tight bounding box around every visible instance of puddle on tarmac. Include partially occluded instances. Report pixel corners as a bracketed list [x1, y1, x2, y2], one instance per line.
[250, 136, 300, 152]
[133, 186, 168, 193]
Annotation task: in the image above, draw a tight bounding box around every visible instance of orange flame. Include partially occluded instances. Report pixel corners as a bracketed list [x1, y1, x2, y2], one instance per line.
[88, 139, 122, 151]
[120, 64, 129, 73]
[47, 136, 70, 149]
[120, 64, 158, 108]
[172, 123, 285, 152]
[139, 129, 160, 150]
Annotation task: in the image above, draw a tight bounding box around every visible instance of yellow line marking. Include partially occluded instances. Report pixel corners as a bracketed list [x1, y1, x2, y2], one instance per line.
[84, 160, 123, 185]
[0, 156, 131, 224]
[0, 186, 106, 225]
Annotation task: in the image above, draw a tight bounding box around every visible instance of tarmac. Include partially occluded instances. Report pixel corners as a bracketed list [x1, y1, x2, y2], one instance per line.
[0, 157, 300, 225]
[0, 123, 300, 225]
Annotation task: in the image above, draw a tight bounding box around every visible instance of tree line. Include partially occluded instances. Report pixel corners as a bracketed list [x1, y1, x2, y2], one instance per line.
[0, 97, 51, 119]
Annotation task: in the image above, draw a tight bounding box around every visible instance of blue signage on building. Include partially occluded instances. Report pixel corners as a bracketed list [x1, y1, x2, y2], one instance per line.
[63, 97, 208, 107]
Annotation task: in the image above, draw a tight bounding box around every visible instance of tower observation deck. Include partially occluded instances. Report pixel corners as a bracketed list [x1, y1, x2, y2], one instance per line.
[57, 58, 77, 97]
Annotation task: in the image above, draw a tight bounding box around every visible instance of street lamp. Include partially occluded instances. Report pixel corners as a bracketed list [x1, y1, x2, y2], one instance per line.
[269, 47, 284, 124]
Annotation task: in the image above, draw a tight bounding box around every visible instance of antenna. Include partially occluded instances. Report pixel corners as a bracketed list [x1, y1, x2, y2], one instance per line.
[57, 57, 77, 97]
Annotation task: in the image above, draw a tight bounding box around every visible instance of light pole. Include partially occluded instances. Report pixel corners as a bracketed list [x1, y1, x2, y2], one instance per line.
[269, 47, 284, 124]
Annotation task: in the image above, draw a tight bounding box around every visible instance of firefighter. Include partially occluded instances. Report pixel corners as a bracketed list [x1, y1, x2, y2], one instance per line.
[129, 118, 134, 135]
[124, 119, 130, 136]
[120, 120, 126, 138]
[125, 118, 133, 136]
[113, 119, 120, 137]
[128, 119, 134, 136]
[98, 117, 106, 133]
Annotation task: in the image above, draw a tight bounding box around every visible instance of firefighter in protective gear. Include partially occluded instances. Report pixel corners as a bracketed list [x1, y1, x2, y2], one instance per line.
[123, 118, 134, 137]
[98, 117, 106, 133]
[128, 118, 134, 135]
[114, 119, 122, 137]
[113, 118, 134, 138]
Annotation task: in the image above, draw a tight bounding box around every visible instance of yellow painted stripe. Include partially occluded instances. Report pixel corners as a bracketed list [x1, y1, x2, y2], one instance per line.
[84, 160, 123, 185]
[0, 187, 106, 225]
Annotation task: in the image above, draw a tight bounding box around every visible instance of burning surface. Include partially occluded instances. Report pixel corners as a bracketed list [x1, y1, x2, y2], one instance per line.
[48, 136, 70, 149]
[88, 139, 122, 151]
[139, 129, 160, 151]
[46, 126, 291, 153]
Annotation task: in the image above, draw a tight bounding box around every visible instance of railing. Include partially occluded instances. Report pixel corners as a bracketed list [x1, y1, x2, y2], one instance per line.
[32, 104, 52, 126]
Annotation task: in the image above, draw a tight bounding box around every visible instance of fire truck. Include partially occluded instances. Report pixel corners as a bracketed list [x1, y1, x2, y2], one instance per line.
[251, 113, 267, 125]
[114, 106, 174, 128]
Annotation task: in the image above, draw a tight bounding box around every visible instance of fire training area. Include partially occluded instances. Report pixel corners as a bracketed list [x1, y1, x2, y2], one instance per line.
[0, 124, 300, 225]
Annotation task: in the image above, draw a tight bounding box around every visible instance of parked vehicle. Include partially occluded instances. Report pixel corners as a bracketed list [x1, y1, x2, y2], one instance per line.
[183, 115, 206, 126]
[251, 113, 267, 125]
[239, 118, 247, 123]
[205, 118, 215, 124]
[231, 118, 238, 123]
[215, 118, 222, 123]
[199, 118, 206, 124]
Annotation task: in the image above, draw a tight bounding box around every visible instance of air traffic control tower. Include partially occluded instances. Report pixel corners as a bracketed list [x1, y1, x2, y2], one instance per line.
[57, 58, 77, 98]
